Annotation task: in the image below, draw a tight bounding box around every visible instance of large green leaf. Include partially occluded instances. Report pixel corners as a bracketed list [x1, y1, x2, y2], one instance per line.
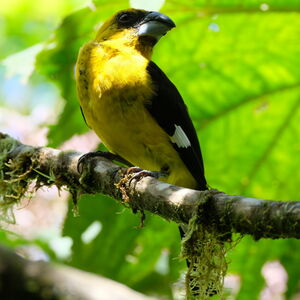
[155, 9, 300, 197]
[63, 194, 183, 296]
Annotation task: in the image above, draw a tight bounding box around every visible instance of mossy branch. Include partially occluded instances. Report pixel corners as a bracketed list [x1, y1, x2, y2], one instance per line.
[1, 132, 300, 239]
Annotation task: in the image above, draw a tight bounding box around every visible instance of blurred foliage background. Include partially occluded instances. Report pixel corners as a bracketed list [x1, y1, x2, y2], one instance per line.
[1, 0, 300, 299]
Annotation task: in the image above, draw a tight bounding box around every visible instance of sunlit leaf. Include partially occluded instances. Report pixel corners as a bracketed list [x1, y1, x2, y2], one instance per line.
[130, 0, 165, 11]
[1, 44, 43, 84]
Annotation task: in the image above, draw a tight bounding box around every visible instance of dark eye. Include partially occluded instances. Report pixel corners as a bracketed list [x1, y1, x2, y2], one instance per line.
[118, 13, 132, 23]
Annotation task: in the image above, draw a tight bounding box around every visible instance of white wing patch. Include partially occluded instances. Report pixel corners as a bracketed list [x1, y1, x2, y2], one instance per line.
[170, 125, 191, 148]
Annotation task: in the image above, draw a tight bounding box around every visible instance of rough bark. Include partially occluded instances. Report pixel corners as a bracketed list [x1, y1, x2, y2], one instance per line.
[1, 132, 300, 240]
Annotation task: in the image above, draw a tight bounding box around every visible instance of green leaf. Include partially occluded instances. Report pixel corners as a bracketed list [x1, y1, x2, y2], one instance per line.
[228, 237, 270, 299]
[1, 44, 44, 84]
[154, 8, 300, 200]
[276, 239, 300, 299]
[0, 229, 57, 261]
[130, 0, 166, 11]
[63, 194, 182, 296]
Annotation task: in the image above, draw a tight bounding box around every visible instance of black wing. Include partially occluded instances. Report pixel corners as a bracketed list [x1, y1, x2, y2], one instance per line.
[146, 61, 207, 190]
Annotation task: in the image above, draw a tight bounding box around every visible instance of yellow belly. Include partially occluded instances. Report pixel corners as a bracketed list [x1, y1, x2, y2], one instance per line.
[82, 91, 197, 188]
[86, 91, 173, 170]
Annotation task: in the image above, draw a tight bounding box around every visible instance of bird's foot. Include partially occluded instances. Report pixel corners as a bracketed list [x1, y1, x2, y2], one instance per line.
[126, 167, 166, 185]
[77, 151, 128, 173]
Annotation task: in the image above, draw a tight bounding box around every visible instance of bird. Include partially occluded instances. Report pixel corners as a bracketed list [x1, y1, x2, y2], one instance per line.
[76, 8, 211, 297]
[75, 8, 207, 193]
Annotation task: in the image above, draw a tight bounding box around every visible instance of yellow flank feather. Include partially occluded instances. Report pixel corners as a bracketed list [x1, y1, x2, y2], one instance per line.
[76, 11, 198, 189]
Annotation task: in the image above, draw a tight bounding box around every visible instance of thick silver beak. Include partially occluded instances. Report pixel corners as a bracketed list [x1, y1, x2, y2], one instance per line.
[138, 11, 175, 41]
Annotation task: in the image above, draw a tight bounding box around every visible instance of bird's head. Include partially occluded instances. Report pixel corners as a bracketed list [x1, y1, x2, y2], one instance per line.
[94, 9, 175, 58]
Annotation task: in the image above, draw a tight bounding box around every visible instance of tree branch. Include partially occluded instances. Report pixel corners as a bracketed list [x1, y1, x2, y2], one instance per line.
[0, 245, 153, 300]
[1, 132, 300, 240]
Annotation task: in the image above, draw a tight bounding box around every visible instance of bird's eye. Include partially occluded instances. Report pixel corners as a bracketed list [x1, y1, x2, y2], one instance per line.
[118, 13, 131, 23]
